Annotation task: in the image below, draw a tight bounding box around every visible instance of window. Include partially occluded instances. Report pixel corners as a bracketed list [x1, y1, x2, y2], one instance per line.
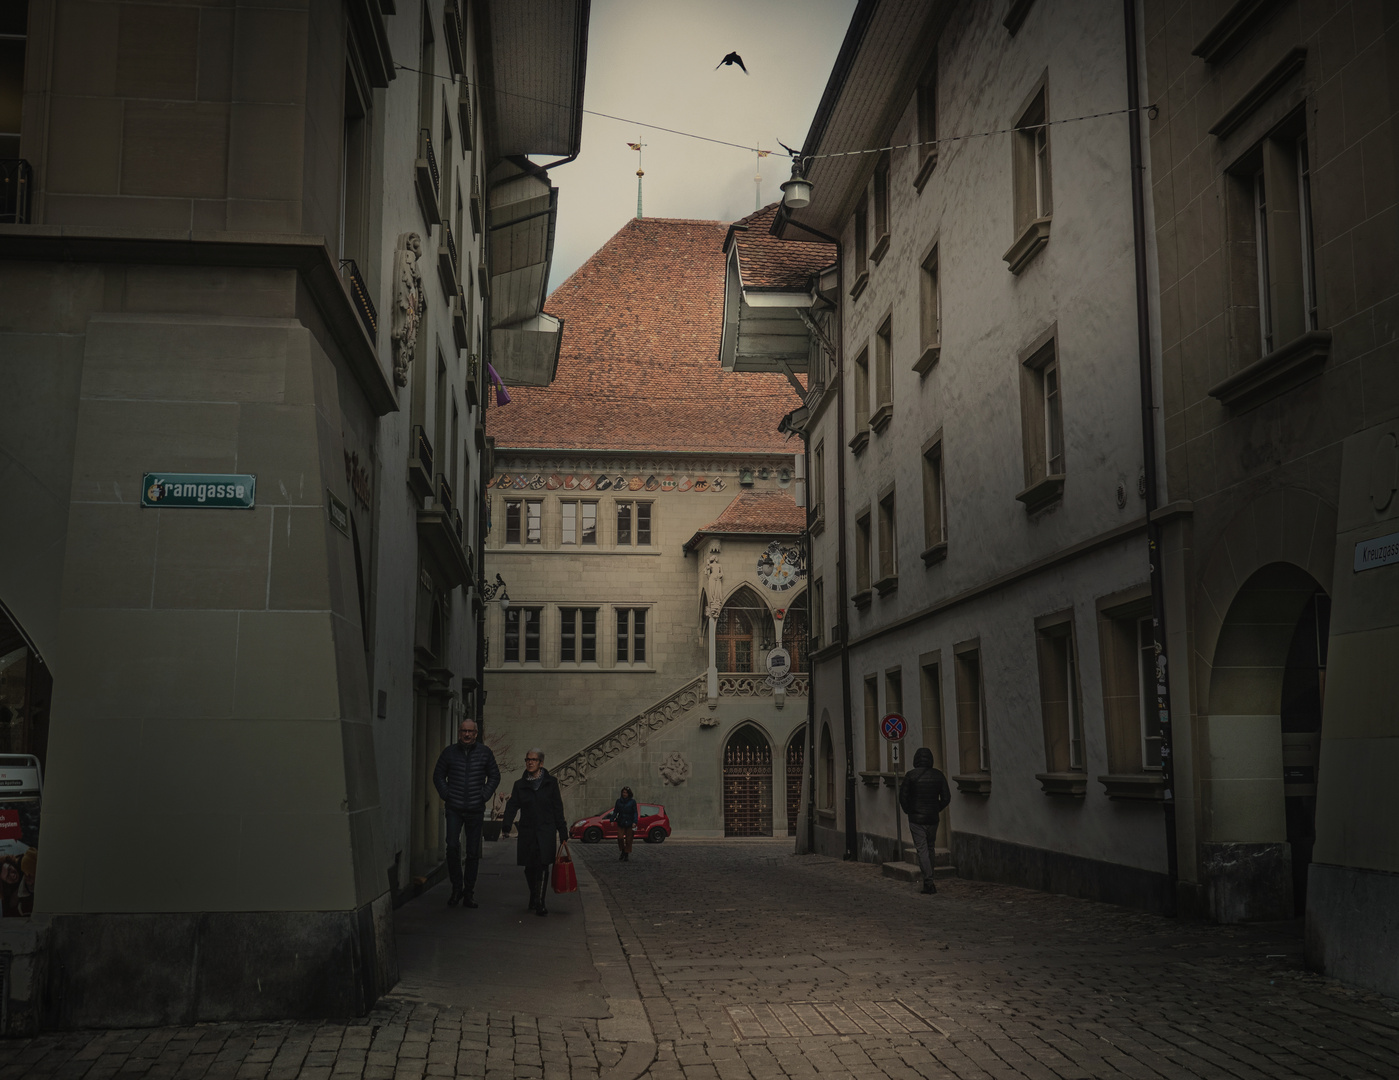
[916, 246, 940, 373]
[854, 511, 872, 597]
[561, 500, 597, 545]
[864, 675, 881, 773]
[872, 317, 892, 430]
[915, 57, 938, 189]
[1035, 617, 1084, 775]
[717, 606, 754, 672]
[876, 490, 897, 592]
[616, 501, 652, 546]
[439, 92, 454, 221]
[339, 61, 371, 268]
[1015, 85, 1051, 227]
[811, 578, 824, 648]
[919, 656, 946, 773]
[560, 607, 598, 664]
[1096, 593, 1163, 779]
[954, 644, 989, 779]
[1005, 79, 1052, 272]
[504, 499, 542, 544]
[871, 152, 891, 262]
[850, 200, 869, 297]
[1016, 329, 1065, 511]
[1225, 118, 1321, 372]
[616, 608, 648, 664]
[811, 442, 825, 527]
[784, 607, 808, 672]
[0, 5, 26, 162]
[852, 347, 870, 442]
[504, 606, 542, 663]
[922, 437, 947, 562]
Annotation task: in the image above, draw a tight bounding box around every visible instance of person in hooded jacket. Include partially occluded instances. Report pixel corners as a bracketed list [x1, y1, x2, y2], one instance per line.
[613, 787, 638, 861]
[500, 748, 570, 915]
[898, 747, 952, 894]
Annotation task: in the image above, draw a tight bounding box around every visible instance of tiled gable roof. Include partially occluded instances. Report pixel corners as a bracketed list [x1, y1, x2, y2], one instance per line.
[487, 217, 802, 454]
[683, 490, 806, 551]
[729, 203, 835, 291]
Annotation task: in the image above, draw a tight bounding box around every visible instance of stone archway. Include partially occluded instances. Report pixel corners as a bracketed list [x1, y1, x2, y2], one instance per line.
[723, 723, 773, 837]
[1203, 562, 1329, 922]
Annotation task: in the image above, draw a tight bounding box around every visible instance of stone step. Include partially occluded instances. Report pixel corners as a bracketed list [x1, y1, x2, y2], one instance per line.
[881, 859, 958, 883]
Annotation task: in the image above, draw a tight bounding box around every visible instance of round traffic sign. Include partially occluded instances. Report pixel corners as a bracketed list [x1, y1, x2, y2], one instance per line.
[880, 713, 906, 741]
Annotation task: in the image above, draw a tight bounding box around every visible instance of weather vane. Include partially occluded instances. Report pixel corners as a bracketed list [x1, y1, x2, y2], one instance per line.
[627, 139, 647, 219]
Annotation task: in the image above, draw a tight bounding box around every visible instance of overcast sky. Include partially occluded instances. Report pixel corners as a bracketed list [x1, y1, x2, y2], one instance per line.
[544, 0, 857, 293]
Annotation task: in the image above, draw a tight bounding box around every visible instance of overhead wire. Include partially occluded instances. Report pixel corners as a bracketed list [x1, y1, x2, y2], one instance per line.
[393, 63, 1155, 165]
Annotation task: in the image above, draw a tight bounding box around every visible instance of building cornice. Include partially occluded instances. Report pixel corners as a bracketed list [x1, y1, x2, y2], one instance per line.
[0, 225, 397, 416]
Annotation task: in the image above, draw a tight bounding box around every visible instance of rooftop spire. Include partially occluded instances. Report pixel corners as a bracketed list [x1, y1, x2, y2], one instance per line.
[627, 139, 647, 218]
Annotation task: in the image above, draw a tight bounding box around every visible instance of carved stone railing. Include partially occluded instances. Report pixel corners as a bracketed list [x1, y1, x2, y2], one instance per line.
[554, 675, 706, 788]
[717, 675, 809, 698]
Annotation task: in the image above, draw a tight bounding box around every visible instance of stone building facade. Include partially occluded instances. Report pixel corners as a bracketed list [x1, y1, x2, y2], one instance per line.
[483, 218, 813, 838]
[0, 0, 588, 1029]
[1139, 0, 1399, 993]
[769, 0, 1174, 910]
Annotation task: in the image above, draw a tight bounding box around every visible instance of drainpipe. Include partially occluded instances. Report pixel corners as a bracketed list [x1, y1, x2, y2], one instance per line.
[778, 208, 856, 863]
[1124, 0, 1179, 914]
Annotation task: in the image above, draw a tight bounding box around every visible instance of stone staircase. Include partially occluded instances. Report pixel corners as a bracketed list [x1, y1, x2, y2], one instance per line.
[881, 848, 957, 886]
[551, 674, 708, 789]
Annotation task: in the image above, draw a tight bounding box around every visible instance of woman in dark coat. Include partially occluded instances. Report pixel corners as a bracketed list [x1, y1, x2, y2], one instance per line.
[500, 748, 569, 915]
[613, 787, 638, 861]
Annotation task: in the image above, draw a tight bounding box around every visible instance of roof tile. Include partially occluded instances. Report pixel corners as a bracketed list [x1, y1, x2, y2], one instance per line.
[729, 203, 835, 291]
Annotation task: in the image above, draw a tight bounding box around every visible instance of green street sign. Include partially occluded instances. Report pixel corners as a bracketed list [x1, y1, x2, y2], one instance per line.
[141, 473, 257, 509]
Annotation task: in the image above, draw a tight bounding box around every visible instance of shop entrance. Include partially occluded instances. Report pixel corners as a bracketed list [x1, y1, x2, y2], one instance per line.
[0, 605, 50, 769]
[723, 725, 772, 837]
[785, 731, 804, 836]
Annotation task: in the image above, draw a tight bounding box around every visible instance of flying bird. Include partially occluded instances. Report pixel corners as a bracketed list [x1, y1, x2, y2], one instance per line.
[777, 138, 800, 159]
[715, 52, 748, 73]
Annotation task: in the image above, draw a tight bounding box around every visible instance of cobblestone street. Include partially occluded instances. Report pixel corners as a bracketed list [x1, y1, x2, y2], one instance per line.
[3, 841, 1398, 1079]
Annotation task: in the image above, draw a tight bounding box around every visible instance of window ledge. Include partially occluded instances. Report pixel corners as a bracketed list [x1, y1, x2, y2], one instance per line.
[952, 773, 992, 795]
[913, 345, 940, 376]
[851, 589, 872, 610]
[859, 770, 898, 787]
[921, 541, 948, 567]
[816, 808, 837, 822]
[849, 271, 870, 300]
[809, 512, 826, 537]
[1207, 329, 1331, 412]
[1016, 473, 1065, 513]
[870, 233, 890, 265]
[873, 574, 898, 596]
[914, 151, 939, 192]
[870, 402, 893, 433]
[848, 429, 870, 455]
[1097, 773, 1167, 801]
[1036, 772, 1087, 798]
[1002, 216, 1052, 275]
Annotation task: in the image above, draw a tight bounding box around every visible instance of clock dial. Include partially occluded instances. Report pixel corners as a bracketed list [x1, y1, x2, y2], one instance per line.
[757, 541, 805, 591]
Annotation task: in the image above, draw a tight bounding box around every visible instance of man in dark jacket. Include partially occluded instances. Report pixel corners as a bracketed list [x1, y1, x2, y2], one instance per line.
[898, 747, 951, 894]
[432, 719, 501, 908]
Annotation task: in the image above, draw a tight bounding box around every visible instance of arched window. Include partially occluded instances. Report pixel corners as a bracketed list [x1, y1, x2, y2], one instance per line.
[716, 586, 772, 673]
[820, 721, 835, 811]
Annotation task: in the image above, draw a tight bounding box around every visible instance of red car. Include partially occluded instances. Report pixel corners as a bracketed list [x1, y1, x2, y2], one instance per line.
[570, 802, 671, 845]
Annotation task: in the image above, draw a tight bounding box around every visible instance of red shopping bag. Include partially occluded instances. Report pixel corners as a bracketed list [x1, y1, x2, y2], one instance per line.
[552, 841, 578, 893]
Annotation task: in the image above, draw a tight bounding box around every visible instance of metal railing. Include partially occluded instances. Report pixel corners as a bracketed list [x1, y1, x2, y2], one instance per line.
[0, 159, 32, 225]
[453, 508, 465, 542]
[441, 220, 458, 274]
[338, 258, 378, 342]
[419, 128, 439, 199]
[436, 473, 455, 519]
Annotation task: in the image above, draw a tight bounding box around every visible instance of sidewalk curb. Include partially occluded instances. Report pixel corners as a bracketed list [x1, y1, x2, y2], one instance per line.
[573, 852, 657, 1080]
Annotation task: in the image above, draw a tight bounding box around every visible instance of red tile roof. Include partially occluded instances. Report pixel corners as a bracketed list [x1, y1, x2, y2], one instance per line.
[487, 217, 803, 454]
[684, 490, 806, 551]
[728, 203, 835, 291]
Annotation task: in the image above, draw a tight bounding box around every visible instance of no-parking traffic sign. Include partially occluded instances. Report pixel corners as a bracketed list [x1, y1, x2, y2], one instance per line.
[880, 713, 906, 741]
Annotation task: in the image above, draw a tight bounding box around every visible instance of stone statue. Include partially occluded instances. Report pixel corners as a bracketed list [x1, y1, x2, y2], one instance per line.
[658, 751, 691, 785]
[703, 546, 724, 619]
[391, 233, 427, 387]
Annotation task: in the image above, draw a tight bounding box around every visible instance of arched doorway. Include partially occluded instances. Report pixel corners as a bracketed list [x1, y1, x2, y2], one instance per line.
[723, 724, 772, 836]
[785, 730, 805, 836]
[820, 718, 835, 814]
[1206, 562, 1329, 920]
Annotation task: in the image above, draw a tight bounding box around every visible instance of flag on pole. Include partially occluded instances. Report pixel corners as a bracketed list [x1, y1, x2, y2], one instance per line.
[627, 142, 642, 151]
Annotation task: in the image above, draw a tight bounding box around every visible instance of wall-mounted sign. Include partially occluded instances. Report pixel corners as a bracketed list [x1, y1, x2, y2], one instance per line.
[880, 713, 906, 741]
[1354, 530, 1399, 572]
[141, 473, 256, 509]
[764, 646, 793, 689]
[327, 490, 350, 536]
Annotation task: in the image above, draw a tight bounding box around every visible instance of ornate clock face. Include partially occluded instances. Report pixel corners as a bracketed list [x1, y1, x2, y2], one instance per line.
[757, 541, 804, 591]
